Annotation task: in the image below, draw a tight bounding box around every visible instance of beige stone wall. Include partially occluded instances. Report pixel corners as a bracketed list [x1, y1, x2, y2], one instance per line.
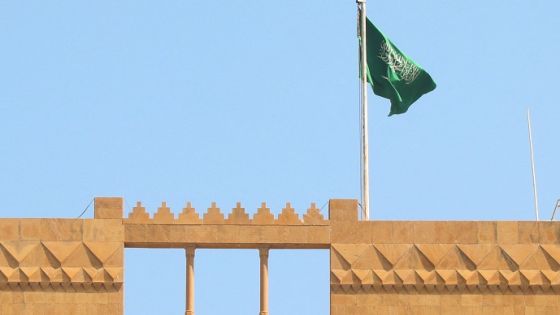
[2, 198, 559, 314]
[329, 200, 560, 315]
[0, 204, 123, 315]
[331, 292, 560, 315]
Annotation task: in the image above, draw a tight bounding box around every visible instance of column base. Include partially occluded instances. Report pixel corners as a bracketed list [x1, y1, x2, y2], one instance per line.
[259, 312, 268, 315]
[185, 311, 194, 315]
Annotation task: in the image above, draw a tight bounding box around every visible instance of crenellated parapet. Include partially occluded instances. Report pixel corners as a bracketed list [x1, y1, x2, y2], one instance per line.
[124, 201, 328, 225]
[123, 200, 331, 249]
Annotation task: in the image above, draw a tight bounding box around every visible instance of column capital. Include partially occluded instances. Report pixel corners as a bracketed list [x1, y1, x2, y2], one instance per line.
[185, 246, 196, 258]
[259, 247, 269, 258]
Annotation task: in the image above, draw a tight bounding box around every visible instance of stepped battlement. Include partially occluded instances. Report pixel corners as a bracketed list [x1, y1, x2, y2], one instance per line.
[124, 201, 328, 225]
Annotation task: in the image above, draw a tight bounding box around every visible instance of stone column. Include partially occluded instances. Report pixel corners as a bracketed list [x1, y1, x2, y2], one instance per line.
[259, 248, 269, 315]
[186, 246, 196, 315]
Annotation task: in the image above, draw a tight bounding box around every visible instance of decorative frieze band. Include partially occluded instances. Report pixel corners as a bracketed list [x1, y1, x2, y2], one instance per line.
[0, 241, 122, 290]
[0, 267, 122, 290]
[125, 201, 328, 225]
[331, 243, 560, 293]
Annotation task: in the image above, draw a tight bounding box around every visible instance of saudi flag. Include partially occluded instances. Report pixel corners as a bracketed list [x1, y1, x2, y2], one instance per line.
[365, 18, 436, 115]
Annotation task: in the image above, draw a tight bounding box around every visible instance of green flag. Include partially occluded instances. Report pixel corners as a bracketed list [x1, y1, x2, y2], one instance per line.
[365, 18, 436, 115]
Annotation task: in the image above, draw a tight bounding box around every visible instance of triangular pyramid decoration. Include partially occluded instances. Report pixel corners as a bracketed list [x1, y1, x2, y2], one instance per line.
[478, 270, 500, 285]
[83, 242, 121, 264]
[42, 242, 81, 265]
[41, 267, 62, 283]
[331, 244, 370, 267]
[331, 247, 351, 270]
[497, 271, 509, 288]
[0, 244, 18, 267]
[62, 267, 84, 283]
[437, 245, 476, 270]
[456, 270, 479, 286]
[1, 241, 39, 263]
[541, 245, 560, 265]
[373, 244, 412, 267]
[541, 270, 560, 286]
[415, 244, 453, 268]
[353, 245, 392, 270]
[0, 271, 7, 284]
[93, 269, 114, 283]
[20, 243, 60, 268]
[521, 246, 560, 271]
[331, 269, 350, 284]
[520, 270, 548, 286]
[499, 270, 518, 286]
[83, 267, 99, 280]
[105, 267, 123, 283]
[7, 268, 26, 283]
[38, 268, 51, 284]
[374, 270, 402, 286]
[477, 246, 518, 271]
[352, 269, 373, 285]
[501, 245, 538, 267]
[19, 267, 40, 282]
[436, 270, 459, 286]
[334, 269, 354, 285]
[63, 244, 103, 268]
[0, 267, 15, 282]
[456, 244, 495, 267]
[394, 269, 416, 285]
[416, 270, 437, 285]
[394, 245, 436, 271]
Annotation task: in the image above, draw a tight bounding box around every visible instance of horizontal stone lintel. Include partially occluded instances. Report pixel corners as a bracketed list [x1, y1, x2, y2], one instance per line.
[124, 224, 331, 249]
[125, 242, 330, 249]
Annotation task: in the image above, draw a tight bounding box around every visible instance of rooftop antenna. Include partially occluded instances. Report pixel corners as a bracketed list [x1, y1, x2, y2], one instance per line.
[551, 200, 560, 221]
[527, 108, 540, 221]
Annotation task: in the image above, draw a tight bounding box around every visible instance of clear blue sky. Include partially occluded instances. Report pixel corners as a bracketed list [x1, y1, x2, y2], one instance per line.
[1, 1, 559, 314]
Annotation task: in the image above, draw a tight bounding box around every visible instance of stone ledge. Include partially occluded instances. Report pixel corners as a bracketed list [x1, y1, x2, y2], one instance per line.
[124, 224, 331, 249]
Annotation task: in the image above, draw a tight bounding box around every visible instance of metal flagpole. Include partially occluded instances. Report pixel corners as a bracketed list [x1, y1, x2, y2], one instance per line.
[357, 0, 370, 220]
[527, 108, 540, 221]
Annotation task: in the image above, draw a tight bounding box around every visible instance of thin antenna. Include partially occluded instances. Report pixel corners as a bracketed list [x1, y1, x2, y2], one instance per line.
[551, 200, 560, 221]
[527, 108, 540, 221]
[77, 198, 94, 218]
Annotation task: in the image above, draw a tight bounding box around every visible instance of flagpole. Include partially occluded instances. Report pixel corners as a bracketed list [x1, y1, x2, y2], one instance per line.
[527, 108, 540, 221]
[357, 0, 370, 220]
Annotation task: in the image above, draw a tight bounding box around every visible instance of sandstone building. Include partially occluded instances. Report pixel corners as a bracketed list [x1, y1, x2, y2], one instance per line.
[0, 197, 559, 314]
